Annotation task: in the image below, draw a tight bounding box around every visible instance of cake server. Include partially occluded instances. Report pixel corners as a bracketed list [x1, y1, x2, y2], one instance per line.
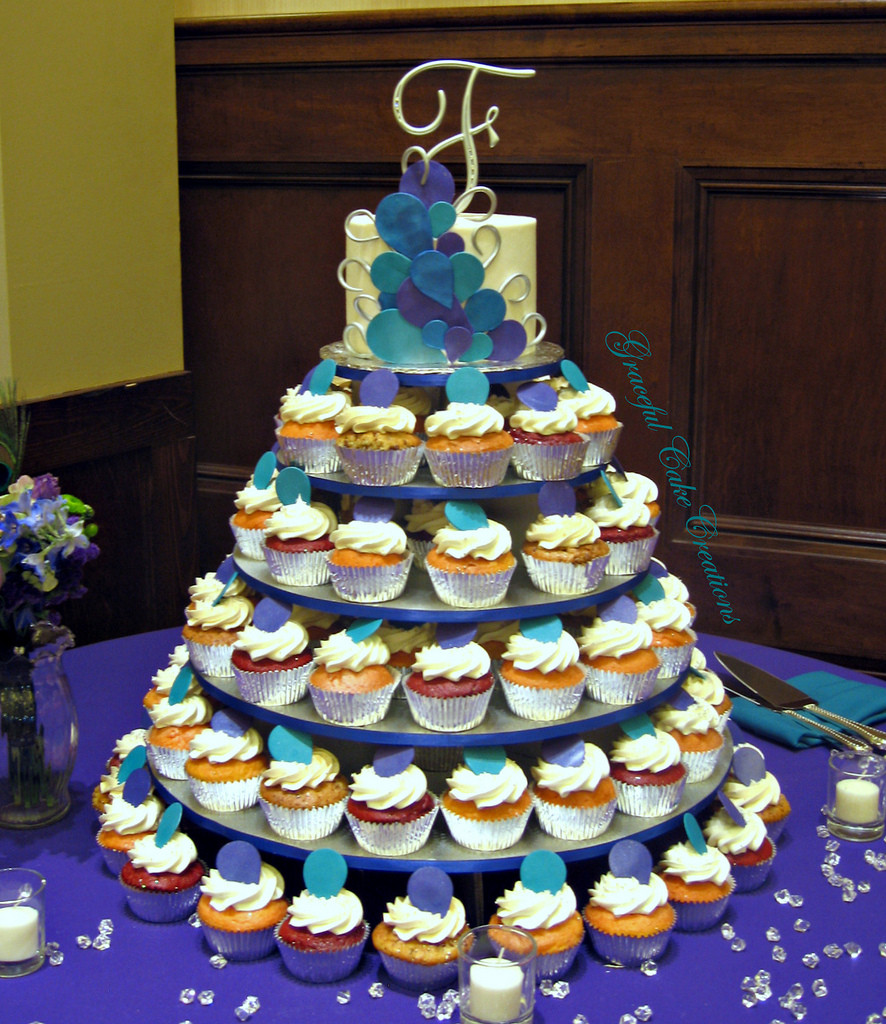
[715, 652, 886, 753]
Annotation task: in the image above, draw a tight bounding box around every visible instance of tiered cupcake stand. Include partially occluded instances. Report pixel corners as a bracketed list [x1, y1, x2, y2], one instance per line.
[153, 349, 731, 880]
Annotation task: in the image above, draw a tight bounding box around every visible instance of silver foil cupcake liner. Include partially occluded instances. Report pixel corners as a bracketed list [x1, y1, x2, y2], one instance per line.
[121, 880, 202, 923]
[97, 840, 130, 876]
[441, 803, 532, 851]
[185, 637, 236, 679]
[612, 776, 686, 817]
[259, 796, 347, 841]
[679, 744, 723, 783]
[522, 551, 610, 595]
[580, 423, 623, 468]
[601, 530, 659, 575]
[426, 563, 515, 608]
[671, 880, 735, 932]
[584, 921, 673, 967]
[403, 685, 493, 732]
[536, 944, 581, 979]
[378, 951, 459, 991]
[336, 444, 424, 486]
[233, 659, 312, 706]
[263, 547, 330, 587]
[510, 438, 590, 481]
[201, 920, 279, 961]
[229, 517, 267, 560]
[654, 636, 697, 678]
[275, 920, 369, 982]
[275, 434, 341, 474]
[308, 673, 399, 726]
[327, 553, 413, 603]
[765, 814, 789, 843]
[499, 676, 585, 721]
[345, 801, 438, 855]
[146, 742, 190, 781]
[424, 446, 512, 488]
[729, 844, 777, 893]
[405, 536, 433, 572]
[584, 664, 660, 705]
[188, 774, 262, 813]
[531, 791, 616, 841]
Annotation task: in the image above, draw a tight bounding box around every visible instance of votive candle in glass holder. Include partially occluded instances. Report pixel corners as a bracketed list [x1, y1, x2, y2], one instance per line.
[825, 749, 886, 842]
[458, 924, 536, 1024]
[0, 868, 45, 978]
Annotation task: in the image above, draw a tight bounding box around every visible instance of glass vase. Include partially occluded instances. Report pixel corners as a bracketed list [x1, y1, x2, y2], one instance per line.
[0, 622, 79, 828]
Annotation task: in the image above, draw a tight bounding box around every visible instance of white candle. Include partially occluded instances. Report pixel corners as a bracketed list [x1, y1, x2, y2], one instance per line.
[835, 778, 881, 824]
[0, 905, 40, 962]
[469, 957, 524, 1023]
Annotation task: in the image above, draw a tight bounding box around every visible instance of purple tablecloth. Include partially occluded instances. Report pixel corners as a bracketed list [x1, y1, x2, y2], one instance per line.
[5, 627, 886, 1023]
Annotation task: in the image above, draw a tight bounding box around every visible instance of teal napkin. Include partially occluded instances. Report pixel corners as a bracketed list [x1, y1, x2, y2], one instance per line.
[729, 671, 886, 749]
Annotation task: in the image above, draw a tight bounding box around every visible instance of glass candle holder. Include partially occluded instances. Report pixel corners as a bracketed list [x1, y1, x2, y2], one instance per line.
[458, 924, 536, 1024]
[0, 868, 45, 977]
[825, 749, 886, 842]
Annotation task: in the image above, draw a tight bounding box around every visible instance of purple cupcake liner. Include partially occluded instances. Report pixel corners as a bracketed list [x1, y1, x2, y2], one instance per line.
[327, 554, 413, 603]
[424, 446, 512, 488]
[185, 637, 236, 679]
[308, 673, 399, 726]
[188, 774, 262, 813]
[729, 844, 777, 893]
[378, 950, 459, 990]
[679, 744, 723, 783]
[580, 423, 622, 468]
[275, 920, 369, 982]
[263, 547, 331, 587]
[654, 637, 696, 678]
[531, 792, 616, 841]
[670, 880, 735, 932]
[536, 943, 582, 979]
[345, 801, 439, 856]
[146, 742, 190, 781]
[403, 684, 493, 732]
[584, 664, 660, 705]
[522, 551, 610, 595]
[426, 563, 515, 609]
[121, 879, 202, 923]
[201, 920, 280, 961]
[441, 802, 532, 851]
[259, 796, 347, 841]
[602, 531, 659, 575]
[233, 660, 312, 706]
[764, 813, 789, 843]
[336, 444, 424, 486]
[584, 919, 673, 968]
[510, 438, 590, 481]
[275, 434, 341, 474]
[612, 776, 686, 818]
[229, 517, 267, 560]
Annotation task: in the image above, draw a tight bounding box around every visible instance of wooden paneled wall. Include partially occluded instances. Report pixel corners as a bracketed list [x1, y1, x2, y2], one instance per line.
[175, 3, 886, 673]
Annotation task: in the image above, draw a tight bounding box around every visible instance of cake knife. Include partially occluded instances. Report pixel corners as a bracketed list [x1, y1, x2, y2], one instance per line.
[714, 652, 886, 753]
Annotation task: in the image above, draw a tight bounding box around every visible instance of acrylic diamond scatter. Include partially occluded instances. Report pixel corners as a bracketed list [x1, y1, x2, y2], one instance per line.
[92, 935, 111, 951]
[766, 927, 781, 942]
[858, 881, 871, 893]
[787, 895, 804, 908]
[772, 946, 787, 963]
[720, 922, 735, 940]
[880, 942, 886, 957]
[197, 991, 214, 1006]
[811, 979, 828, 998]
[801, 953, 820, 969]
[539, 979, 554, 997]
[619, 1015, 637, 1024]
[823, 943, 844, 959]
[234, 1009, 251, 1023]
[552, 982, 570, 999]
[242, 997, 260, 1013]
[179, 989, 196, 1005]
[774, 889, 791, 904]
[731, 938, 747, 952]
[48, 950, 64, 966]
[844, 942, 862, 958]
[640, 960, 658, 977]
[76, 935, 92, 949]
[188, 912, 201, 928]
[369, 982, 385, 999]
[336, 991, 351, 1005]
[418, 994, 436, 1015]
[572, 1016, 590, 1024]
[793, 919, 810, 933]
[741, 993, 758, 1008]
[816, 825, 830, 837]
[436, 1002, 455, 1021]
[634, 1007, 653, 1022]
[209, 954, 227, 969]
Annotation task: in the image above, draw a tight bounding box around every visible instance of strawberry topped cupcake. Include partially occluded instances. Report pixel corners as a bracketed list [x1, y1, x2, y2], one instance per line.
[425, 501, 515, 608]
[499, 615, 586, 722]
[229, 452, 282, 560]
[308, 619, 398, 726]
[441, 746, 532, 851]
[531, 736, 617, 841]
[275, 359, 351, 473]
[608, 716, 687, 817]
[578, 595, 661, 705]
[262, 468, 337, 587]
[508, 381, 589, 481]
[556, 360, 622, 466]
[327, 496, 413, 603]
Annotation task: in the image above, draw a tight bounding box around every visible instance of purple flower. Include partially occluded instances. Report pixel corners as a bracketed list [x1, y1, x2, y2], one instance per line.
[30, 474, 60, 500]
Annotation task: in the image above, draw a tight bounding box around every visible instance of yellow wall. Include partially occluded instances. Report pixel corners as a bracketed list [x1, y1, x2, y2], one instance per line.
[175, 0, 656, 15]
[0, 1, 183, 401]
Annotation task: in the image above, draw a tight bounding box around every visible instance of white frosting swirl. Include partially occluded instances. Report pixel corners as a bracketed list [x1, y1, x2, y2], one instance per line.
[100, 792, 164, 835]
[446, 759, 527, 807]
[653, 698, 719, 736]
[263, 748, 341, 790]
[475, 620, 520, 647]
[349, 763, 428, 810]
[532, 742, 611, 796]
[425, 403, 505, 438]
[609, 730, 682, 773]
[502, 632, 580, 673]
[378, 623, 436, 656]
[286, 889, 364, 935]
[233, 621, 309, 661]
[289, 606, 339, 632]
[683, 669, 727, 707]
[234, 480, 280, 515]
[432, 520, 511, 561]
[330, 520, 407, 555]
[586, 496, 652, 529]
[151, 662, 200, 699]
[383, 895, 466, 943]
[651, 560, 690, 603]
[188, 571, 247, 604]
[313, 630, 390, 671]
[525, 513, 601, 549]
[658, 840, 732, 886]
[186, 595, 253, 632]
[392, 386, 432, 417]
[496, 881, 577, 930]
[279, 386, 350, 424]
[558, 382, 616, 419]
[635, 597, 695, 634]
[189, 726, 263, 764]
[111, 728, 149, 759]
[412, 642, 491, 681]
[403, 500, 449, 537]
[201, 862, 285, 912]
[722, 745, 781, 812]
[588, 871, 670, 916]
[704, 807, 768, 854]
[128, 831, 198, 874]
[579, 617, 654, 659]
[605, 472, 658, 504]
[335, 405, 416, 434]
[148, 693, 213, 728]
[509, 406, 578, 436]
[264, 499, 337, 542]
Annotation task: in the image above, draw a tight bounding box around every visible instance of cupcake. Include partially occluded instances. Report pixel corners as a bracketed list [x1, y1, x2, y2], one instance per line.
[393, 385, 434, 434]
[521, 483, 611, 595]
[530, 736, 617, 841]
[649, 557, 696, 624]
[182, 566, 253, 679]
[403, 623, 495, 732]
[96, 767, 164, 875]
[92, 728, 149, 814]
[259, 727, 348, 841]
[289, 606, 341, 650]
[229, 452, 282, 560]
[498, 616, 585, 722]
[583, 840, 675, 967]
[507, 381, 589, 481]
[275, 849, 369, 982]
[441, 746, 532, 851]
[703, 801, 776, 893]
[583, 470, 659, 574]
[578, 595, 660, 705]
[490, 851, 584, 979]
[683, 650, 733, 733]
[335, 368, 423, 486]
[425, 501, 515, 609]
[474, 619, 520, 664]
[423, 368, 513, 488]
[555, 361, 622, 467]
[402, 500, 449, 572]
[120, 803, 205, 923]
[142, 644, 190, 710]
[231, 602, 313, 706]
[327, 497, 413, 603]
[652, 691, 724, 783]
[146, 688, 214, 781]
[275, 360, 351, 474]
[198, 840, 288, 961]
[377, 621, 436, 679]
[185, 708, 268, 813]
[656, 814, 735, 931]
[632, 578, 697, 678]
[345, 746, 438, 856]
[262, 469, 337, 587]
[720, 743, 791, 841]
[308, 620, 398, 726]
[608, 718, 687, 817]
[372, 867, 468, 990]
